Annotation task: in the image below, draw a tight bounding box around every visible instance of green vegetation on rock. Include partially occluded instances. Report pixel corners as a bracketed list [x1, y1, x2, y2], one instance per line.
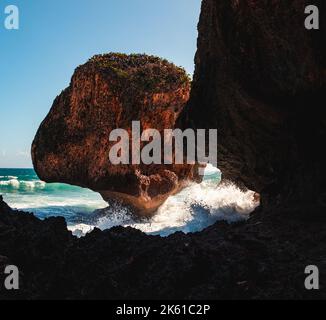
[86, 53, 191, 92]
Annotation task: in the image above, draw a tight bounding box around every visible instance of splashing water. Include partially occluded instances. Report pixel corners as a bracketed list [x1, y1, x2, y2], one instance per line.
[0, 167, 260, 237]
[68, 166, 260, 237]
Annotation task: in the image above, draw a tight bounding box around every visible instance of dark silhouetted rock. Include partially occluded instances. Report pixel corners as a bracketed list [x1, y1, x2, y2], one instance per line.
[179, 0, 326, 209]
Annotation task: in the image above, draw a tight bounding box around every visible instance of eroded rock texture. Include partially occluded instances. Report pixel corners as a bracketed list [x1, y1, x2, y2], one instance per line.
[32, 54, 200, 215]
[1, 0, 325, 300]
[179, 0, 326, 209]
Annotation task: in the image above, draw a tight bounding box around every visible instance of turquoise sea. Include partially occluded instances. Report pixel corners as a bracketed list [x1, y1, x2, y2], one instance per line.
[0, 167, 258, 237]
[0, 168, 107, 223]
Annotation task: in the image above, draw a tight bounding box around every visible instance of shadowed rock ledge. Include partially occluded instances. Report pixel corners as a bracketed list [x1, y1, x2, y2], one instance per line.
[1, 194, 326, 300]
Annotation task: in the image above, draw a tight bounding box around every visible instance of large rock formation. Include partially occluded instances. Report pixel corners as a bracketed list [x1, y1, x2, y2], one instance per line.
[179, 0, 326, 210]
[1, 0, 325, 300]
[32, 54, 200, 215]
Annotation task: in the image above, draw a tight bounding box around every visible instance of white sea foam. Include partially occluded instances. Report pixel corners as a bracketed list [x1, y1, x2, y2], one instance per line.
[68, 224, 95, 237]
[7, 195, 107, 211]
[0, 179, 20, 188]
[203, 164, 221, 176]
[68, 180, 260, 237]
[0, 176, 18, 179]
[1, 169, 259, 238]
[0, 179, 46, 189]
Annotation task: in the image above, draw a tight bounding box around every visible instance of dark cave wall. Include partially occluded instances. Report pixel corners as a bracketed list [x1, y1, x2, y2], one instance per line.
[179, 0, 326, 208]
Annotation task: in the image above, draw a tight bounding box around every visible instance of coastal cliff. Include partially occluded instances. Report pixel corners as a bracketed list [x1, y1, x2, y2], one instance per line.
[1, 0, 326, 299]
[179, 0, 326, 210]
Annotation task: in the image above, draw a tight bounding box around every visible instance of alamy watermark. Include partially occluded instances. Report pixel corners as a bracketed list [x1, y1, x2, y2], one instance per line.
[305, 5, 320, 30]
[106, 121, 217, 174]
[305, 265, 320, 290]
[1, 4, 320, 31]
[1, 265, 19, 290]
[3, 5, 19, 30]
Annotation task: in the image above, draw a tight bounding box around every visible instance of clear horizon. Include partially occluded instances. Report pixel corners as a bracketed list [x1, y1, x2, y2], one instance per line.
[0, 0, 201, 168]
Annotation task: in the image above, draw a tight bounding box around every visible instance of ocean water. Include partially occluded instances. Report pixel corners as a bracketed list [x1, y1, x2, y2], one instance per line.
[0, 167, 259, 237]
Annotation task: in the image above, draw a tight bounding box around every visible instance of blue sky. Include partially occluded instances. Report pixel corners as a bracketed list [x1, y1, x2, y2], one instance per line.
[0, 0, 201, 168]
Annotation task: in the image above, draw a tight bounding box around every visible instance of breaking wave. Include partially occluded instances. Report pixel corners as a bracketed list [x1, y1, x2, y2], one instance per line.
[1, 168, 260, 238]
[69, 179, 260, 237]
[0, 178, 46, 189]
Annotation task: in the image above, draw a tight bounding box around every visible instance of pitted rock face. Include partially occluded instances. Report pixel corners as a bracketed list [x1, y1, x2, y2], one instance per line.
[178, 0, 326, 207]
[32, 53, 200, 215]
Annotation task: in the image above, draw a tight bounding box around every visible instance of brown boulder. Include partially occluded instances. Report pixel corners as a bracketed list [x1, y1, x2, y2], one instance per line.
[32, 53, 201, 215]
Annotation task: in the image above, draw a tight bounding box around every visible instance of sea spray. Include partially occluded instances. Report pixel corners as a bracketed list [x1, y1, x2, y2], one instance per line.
[1, 168, 260, 238]
[69, 179, 260, 237]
